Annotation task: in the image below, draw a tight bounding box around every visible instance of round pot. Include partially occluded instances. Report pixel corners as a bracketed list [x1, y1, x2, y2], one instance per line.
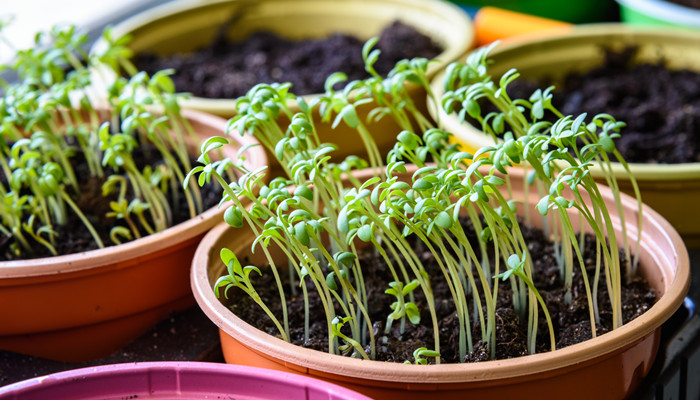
[0, 109, 267, 362]
[191, 164, 690, 400]
[0, 361, 373, 399]
[617, 0, 700, 28]
[91, 0, 473, 167]
[431, 24, 700, 246]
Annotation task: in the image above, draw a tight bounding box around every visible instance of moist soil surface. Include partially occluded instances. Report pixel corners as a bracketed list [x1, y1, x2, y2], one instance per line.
[133, 20, 442, 99]
[225, 218, 655, 363]
[502, 47, 700, 164]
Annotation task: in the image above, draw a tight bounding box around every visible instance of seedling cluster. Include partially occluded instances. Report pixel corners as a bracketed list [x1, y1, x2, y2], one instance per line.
[0, 25, 217, 258]
[190, 40, 643, 363]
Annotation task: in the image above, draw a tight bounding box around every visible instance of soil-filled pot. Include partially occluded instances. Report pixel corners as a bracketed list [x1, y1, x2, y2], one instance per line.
[0, 109, 267, 362]
[91, 0, 473, 166]
[0, 361, 373, 400]
[617, 0, 700, 28]
[431, 24, 700, 246]
[191, 164, 690, 400]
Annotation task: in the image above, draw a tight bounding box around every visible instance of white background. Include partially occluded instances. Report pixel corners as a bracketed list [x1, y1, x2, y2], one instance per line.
[0, 0, 166, 62]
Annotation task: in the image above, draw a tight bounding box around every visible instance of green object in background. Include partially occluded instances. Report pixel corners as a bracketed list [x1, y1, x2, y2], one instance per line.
[616, 0, 700, 28]
[448, 0, 619, 23]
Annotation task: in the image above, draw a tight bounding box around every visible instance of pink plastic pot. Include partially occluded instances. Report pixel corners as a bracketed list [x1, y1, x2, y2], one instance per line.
[0, 361, 373, 400]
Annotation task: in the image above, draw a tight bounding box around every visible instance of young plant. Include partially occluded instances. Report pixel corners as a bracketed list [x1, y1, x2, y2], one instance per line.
[0, 23, 226, 259]
[193, 39, 642, 364]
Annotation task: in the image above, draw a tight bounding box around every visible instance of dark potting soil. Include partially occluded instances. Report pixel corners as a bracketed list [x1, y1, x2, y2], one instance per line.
[133, 20, 443, 99]
[501, 47, 700, 164]
[0, 306, 222, 387]
[224, 218, 655, 364]
[0, 143, 223, 261]
[666, 0, 700, 9]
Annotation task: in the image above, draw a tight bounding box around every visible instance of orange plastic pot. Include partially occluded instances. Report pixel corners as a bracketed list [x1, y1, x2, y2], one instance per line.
[92, 0, 473, 167]
[431, 24, 700, 246]
[0, 109, 267, 362]
[191, 164, 690, 400]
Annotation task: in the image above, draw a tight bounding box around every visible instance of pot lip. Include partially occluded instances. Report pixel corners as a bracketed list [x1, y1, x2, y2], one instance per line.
[431, 23, 700, 182]
[616, 0, 700, 27]
[191, 164, 690, 384]
[0, 361, 373, 399]
[0, 108, 266, 278]
[96, 0, 473, 116]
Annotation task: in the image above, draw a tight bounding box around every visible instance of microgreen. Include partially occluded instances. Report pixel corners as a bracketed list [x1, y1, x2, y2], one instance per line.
[404, 347, 441, 365]
[191, 38, 642, 363]
[0, 23, 236, 258]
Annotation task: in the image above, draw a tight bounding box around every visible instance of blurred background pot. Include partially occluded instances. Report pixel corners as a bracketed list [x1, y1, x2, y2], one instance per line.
[431, 24, 700, 246]
[617, 0, 700, 28]
[0, 109, 267, 362]
[447, 0, 619, 23]
[0, 361, 373, 399]
[191, 164, 690, 400]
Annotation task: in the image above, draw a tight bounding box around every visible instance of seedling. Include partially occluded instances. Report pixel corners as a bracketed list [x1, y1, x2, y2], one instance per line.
[0, 23, 232, 259]
[192, 39, 642, 363]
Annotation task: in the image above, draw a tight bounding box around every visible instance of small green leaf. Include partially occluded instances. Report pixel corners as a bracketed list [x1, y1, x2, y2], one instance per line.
[337, 207, 350, 233]
[434, 211, 453, 229]
[406, 303, 421, 324]
[294, 185, 313, 201]
[357, 224, 372, 242]
[465, 98, 481, 119]
[294, 221, 310, 246]
[224, 206, 244, 228]
[336, 104, 359, 129]
[507, 253, 521, 269]
[389, 181, 411, 191]
[412, 178, 433, 190]
[326, 272, 338, 291]
[537, 196, 550, 216]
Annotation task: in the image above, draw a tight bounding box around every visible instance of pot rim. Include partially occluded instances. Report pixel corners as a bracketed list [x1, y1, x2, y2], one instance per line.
[191, 164, 690, 384]
[0, 108, 266, 277]
[94, 0, 473, 116]
[0, 361, 374, 399]
[431, 23, 700, 181]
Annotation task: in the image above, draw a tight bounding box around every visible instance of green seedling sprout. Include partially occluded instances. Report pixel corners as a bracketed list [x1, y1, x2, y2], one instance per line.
[0, 23, 221, 258]
[190, 37, 642, 363]
[384, 279, 421, 338]
[404, 347, 441, 365]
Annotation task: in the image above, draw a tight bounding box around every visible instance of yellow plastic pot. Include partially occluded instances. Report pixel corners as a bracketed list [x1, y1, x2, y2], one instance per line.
[431, 24, 700, 245]
[92, 0, 473, 166]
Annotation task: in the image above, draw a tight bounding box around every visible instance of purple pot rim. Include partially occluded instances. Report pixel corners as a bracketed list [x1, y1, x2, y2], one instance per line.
[0, 361, 373, 399]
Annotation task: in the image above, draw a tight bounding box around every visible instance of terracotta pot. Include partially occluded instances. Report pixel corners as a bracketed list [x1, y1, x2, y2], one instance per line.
[91, 0, 473, 167]
[191, 164, 690, 400]
[430, 24, 700, 246]
[0, 109, 267, 362]
[0, 361, 373, 399]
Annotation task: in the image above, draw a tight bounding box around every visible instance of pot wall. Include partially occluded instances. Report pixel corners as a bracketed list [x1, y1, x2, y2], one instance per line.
[191, 164, 690, 400]
[0, 109, 267, 362]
